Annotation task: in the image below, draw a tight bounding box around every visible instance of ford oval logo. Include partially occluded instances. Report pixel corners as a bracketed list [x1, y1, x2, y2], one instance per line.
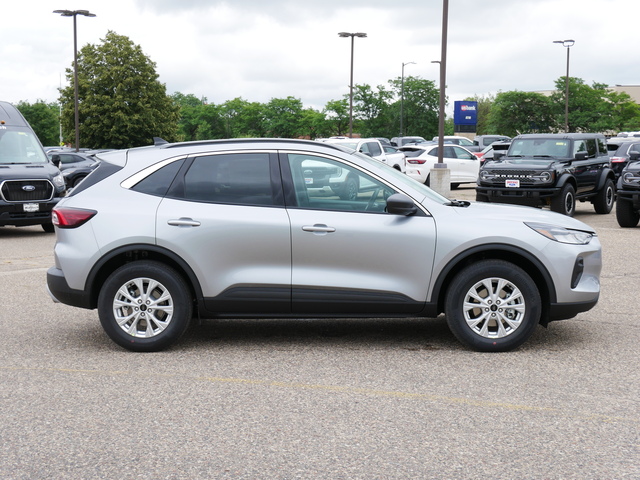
[22, 185, 36, 192]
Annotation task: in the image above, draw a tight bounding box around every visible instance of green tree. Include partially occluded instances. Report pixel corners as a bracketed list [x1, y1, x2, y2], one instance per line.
[487, 91, 556, 136]
[551, 78, 640, 133]
[352, 84, 393, 137]
[59, 31, 179, 149]
[299, 108, 329, 139]
[16, 100, 60, 146]
[323, 99, 350, 136]
[387, 76, 440, 139]
[464, 94, 495, 135]
[263, 96, 304, 138]
[220, 98, 266, 138]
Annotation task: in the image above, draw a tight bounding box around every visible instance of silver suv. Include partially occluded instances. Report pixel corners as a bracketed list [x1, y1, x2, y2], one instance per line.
[46, 139, 602, 352]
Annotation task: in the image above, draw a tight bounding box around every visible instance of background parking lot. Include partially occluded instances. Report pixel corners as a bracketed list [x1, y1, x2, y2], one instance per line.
[1, 187, 638, 479]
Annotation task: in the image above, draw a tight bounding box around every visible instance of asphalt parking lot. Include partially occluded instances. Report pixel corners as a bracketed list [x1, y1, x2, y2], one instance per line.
[1, 187, 638, 479]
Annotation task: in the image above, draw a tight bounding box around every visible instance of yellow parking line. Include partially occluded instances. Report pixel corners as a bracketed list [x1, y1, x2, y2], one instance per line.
[2, 366, 635, 424]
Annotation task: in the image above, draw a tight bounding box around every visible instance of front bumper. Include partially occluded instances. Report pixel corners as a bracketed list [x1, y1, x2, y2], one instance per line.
[0, 198, 61, 227]
[476, 185, 560, 206]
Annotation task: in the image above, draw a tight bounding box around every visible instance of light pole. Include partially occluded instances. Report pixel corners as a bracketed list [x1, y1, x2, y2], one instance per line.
[553, 39, 575, 133]
[54, 9, 96, 152]
[338, 32, 367, 138]
[400, 61, 415, 137]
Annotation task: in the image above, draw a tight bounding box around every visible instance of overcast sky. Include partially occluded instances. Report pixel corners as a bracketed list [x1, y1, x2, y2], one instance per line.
[2, 0, 638, 113]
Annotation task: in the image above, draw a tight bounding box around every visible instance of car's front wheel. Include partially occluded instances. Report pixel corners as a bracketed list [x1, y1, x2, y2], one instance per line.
[550, 183, 576, 216]
[445, 260, 541, 352]
[98, 261, 193, 352]
[616, 198, 640, 227]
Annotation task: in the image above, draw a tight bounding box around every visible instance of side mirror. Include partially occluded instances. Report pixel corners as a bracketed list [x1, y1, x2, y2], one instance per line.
[629, 152, 640, 161]
[51, 154, 61, 168]
[386, 193, 418, 216]
[575, 151, 588, 160]
[493, 152, 505, 160]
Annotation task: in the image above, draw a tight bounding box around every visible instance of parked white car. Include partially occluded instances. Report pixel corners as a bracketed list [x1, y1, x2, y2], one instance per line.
[400, 144, 480, 188]
[320, 137, 406, 172]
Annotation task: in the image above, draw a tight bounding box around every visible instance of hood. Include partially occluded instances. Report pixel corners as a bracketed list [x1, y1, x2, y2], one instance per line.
[0, 163, 61, 180]
[448, 201, 595, 233]
[483, 158, 560, 169]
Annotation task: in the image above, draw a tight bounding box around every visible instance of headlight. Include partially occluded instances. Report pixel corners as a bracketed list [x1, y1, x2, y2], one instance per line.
[622, 171, 640, 186]
[480, 170, 495, 181]
[52, 173, 66, 190]
[525, 222, 594, 245]
[530, 171, 554, 184]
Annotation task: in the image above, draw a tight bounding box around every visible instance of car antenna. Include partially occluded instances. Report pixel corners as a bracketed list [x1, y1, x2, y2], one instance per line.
[153, 137, 168, 146]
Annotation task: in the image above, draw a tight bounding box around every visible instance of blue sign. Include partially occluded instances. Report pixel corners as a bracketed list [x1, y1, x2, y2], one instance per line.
[454, 101, 478, 125]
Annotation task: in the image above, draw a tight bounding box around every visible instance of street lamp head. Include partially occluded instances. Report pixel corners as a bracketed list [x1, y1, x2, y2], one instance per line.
[338, 32, 367, 38]
[53, 9, 96, 17]
[553, 39, 575, 47]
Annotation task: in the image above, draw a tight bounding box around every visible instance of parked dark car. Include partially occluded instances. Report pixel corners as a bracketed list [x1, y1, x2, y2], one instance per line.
[47, 151, 101, 188]
[474, 135, 511, 148]
[0, 101, 66, 232]
[615, 151, 640, 227]
[609, 141, 640, 178]
[476, 133, 616, 216]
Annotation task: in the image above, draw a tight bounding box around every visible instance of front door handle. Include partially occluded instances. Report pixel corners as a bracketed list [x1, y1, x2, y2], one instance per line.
[302, 224, 336, 234]
[167, 217, 201, 227]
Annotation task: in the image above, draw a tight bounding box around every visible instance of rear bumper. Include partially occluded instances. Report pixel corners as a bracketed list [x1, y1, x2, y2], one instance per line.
[46, 266, 93, 309]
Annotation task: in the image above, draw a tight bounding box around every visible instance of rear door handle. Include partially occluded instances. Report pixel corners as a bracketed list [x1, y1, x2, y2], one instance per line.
[167, 217, 201, 227]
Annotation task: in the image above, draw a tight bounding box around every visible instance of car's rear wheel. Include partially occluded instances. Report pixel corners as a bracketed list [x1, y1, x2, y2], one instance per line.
[42, 223, 55, 233]
[98, 261, 193, 352]
[616, 199, 640, 227]
[593, 178, 615, 214]
[550, 183, 575, 216]
[445, 260, 541, 352]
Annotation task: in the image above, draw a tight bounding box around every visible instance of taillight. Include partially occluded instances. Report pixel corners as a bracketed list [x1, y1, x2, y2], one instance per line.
[610, 156, 625, 163]
[52, 207, 97, 228]
[407, 158, 426, 164]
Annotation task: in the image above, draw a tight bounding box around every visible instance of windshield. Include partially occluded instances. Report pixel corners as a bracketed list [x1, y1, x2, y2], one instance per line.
[508, 138, 570, 159]
[0, 126, 49, 164]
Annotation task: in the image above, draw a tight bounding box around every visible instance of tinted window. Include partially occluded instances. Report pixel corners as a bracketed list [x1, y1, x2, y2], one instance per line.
[596, 137, 607, 156]
[132, 159, 184, 196]
[183, 153, 275, 206]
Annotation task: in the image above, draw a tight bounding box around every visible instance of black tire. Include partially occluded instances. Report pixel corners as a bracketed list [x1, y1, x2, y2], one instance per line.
[616, 198, 640, 227]
[98, 261, 193, 352]
[550, 183, 576, 216]
[339, 176, 358, 200]
[72, 175, 87, 188]
[424, 175, 431, 187]
[445, 260, 541, 352]
[593, 178, 615, 214]
[42, 223, 55, 233]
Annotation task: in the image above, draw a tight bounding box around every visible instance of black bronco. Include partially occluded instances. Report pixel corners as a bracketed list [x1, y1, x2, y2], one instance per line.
[0, 101, 66, 232]
[475, 133, 615, 216]
[615, 151, 640, 227]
